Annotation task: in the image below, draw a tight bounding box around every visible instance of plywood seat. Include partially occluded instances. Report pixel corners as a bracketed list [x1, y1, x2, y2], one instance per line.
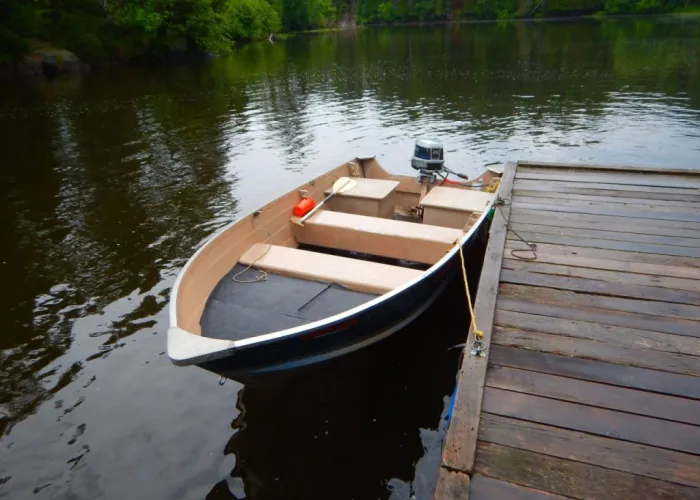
[325, 178, 400, 219]
[239, 244, 422, 295]
[420, 186, 494, 229]
[294, 210, 463, 264]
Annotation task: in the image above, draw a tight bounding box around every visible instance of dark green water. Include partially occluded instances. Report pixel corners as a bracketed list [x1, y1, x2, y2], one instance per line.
[1, 17, 700, 500]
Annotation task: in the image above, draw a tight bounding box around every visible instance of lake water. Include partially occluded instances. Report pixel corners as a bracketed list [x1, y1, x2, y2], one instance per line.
[1, 17, 700, 500]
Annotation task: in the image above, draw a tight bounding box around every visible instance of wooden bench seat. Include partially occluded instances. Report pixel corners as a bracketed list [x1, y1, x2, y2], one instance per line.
[420, 186, 494, 229]
[239, 244, 422, 294]
[293, 210, 463, 264]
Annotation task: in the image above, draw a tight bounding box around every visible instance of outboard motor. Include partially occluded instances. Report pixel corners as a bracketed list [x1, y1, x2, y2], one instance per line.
[411, 137, 469, 184]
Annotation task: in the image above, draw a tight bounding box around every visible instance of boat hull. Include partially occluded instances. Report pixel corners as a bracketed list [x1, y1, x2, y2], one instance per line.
[197, 221, 488, 384]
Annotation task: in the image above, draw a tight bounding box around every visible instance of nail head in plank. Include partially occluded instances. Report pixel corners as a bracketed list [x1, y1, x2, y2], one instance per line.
[475, 442, 700, 500]
[480, 413, 700, 488]
[486, 365, 700, 426]
[440, 162, 516, 474]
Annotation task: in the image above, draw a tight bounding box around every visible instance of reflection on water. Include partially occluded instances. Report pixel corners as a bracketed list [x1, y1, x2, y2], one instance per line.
[1, 17, 699, 499]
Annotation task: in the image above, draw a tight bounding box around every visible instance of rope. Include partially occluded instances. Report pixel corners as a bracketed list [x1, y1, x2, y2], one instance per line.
[494, 196, 537, 261]
[232, 230, 272, 283]
[457, 242, 487, 357]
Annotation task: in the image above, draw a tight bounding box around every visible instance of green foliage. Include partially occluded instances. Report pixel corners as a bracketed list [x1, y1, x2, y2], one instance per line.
[2, 0, 700, 66]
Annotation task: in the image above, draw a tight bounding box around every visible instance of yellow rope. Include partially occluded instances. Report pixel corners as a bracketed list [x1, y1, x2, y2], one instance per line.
[457, 243, 484, 341]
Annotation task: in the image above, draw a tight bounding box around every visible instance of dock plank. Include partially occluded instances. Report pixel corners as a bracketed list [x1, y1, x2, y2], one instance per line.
[514, 169, 700, 189]
[489, 345, 700, 399]
[513, 178, 700, 198]
[511, 200, 700, 223]
[510, 209, 700, 237]
[494, 309, 700, 357]
[475, 442, 700, 500]
[501, 259, 700, 293]
[499, 268, 700, 305]
[440, 162, 516, 474]
[513, 190, 700, 208]
[486, 366, 700, 425]
[479, 414, 700, 488]
[504, 241, 700, 280]
[508, 222, 700, 248]
[470, 474, 571, 500]
[500, 283, 700, 322]
[434, 468, 471, 500]
[515, 194, 700, 214]
[497, 297, 700, 338]
[492, 326, 700, 376]
[507, 230, 700, 257]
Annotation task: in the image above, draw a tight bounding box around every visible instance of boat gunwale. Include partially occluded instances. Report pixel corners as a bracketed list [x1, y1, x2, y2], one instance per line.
[168, 161, 501, 366]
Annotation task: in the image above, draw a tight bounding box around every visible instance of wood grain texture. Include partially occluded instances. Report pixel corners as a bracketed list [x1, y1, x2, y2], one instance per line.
[497, 297, 700, 338]
[483, 387, 700, 454]
[499, 268, 700, 305]
[494, 309, 700, 356]
[515, 194, 700, 214]
[492, 327, 700, 376]
[507, 230, 700, 258]
[434, 468, 470, 500]
[486, 366, 700, 425]
[475, 442, 700, 500]
[440, 162, 516, 474]
[501, 259, 700, 292]
[511, 200, 700, 223]
[504, 241, 700, 280]
[513, 190, 700, 208]
[479, 413, 700, 488]
[470, 474, 571, 500]
[517, 161, 700, 176]
[499, 283, 700, 322]
[508, 222, 700, 248]
[514, 169, 700, 189]
[509, 208, 700, 237]
[513, 178, 700, 197]
[489, 346, 700, 399]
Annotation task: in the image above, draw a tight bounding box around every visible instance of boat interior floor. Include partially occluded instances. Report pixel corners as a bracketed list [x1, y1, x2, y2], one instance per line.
[201, 264, 376, 341]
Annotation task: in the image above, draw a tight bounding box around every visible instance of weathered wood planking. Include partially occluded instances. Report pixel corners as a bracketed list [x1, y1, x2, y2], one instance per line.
[508, 230, 700, 258]
[514, 168, 700, 189]
[511, 199, 700, 223]
[492, 326, 700, 376]
[440, 162, 516, 474]
[508, 222, 700, 248]
[470, 474, 571, 500]
[479, 414, 700, 488]
[494, 309, 700, 357]
[434, 468, 471, 500]
[504, 241, 700, 280]
[437, 162, 700, 500]
[475, 442, 700, 500]
[486, 366, 700, 425]
[510, 208, 700, 237]
[489, 346, 700, 399]
[513, 189, 700, 208]
[500, 283, 700, 322]
[516, 160, 700, 176]
[500, 268, 700, 305]
[514, 178, 700, 198]
[502, 259, 700, 292]
[497, 297, 700, 338]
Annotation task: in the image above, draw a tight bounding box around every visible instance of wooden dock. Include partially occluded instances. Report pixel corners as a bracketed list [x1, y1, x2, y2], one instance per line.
[435, 161, 700, 499]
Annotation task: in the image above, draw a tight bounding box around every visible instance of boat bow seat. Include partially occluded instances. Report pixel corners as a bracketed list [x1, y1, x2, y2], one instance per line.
[239, 244, 422, 294]
[293, 210, 463, 264]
